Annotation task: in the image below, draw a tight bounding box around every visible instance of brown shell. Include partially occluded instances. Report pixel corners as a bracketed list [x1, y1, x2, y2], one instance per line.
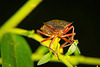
[44, 20, 71, 30]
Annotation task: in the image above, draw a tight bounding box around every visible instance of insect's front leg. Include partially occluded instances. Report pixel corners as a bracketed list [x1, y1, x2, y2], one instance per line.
[49, 35, 56, 47]
[40, 35, 54, 43]
[37, 30, 50, 37]
[41, 43, 60, 60]
[40, 35, 60, 60]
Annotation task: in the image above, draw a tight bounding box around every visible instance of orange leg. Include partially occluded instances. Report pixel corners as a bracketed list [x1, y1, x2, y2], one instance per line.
[40, 35, 54, 43]
[61, 33, 76, 37]
[49, 35, 56, 47]
[60, 37, 72, 50]
[62, 23, 72, 32]
[61, 37, 72, 44]
[61, 26, 75, 41]
[61, 37, 80, 54]
[37, 30, 60, 59]
[62, 26, 74, 35]
[60, 41, 68, 48]
[37, 30, 50, 37]
[40, 43, 59, 60]
[40, 34, 57, 48]
[64, 44, 71, 47]
[71, 26, 74, 41]
[48, 35, 60, 59]
[60, 32, 75, 49]
[63, 26, 80, 53]
[61, 26, 80, 54]
[40, 35, 59, 60]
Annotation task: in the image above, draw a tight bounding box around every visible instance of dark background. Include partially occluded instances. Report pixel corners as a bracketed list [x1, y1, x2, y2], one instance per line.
[0, 0, 100, 67]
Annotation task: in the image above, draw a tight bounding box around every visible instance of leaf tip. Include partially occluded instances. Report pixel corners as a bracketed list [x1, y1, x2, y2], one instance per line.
[37, 52, 52, 66]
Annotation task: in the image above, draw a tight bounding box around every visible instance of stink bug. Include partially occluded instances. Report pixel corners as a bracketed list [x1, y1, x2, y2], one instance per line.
[37, 20, 76, 58]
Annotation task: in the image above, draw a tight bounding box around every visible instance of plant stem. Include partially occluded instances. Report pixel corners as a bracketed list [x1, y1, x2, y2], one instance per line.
[8, 28, 34, 36]
[59, 54, 73, 67]
[0, 0, 42, 40]
[32, 53, 100, 66]
[0, 58, 2, 64]
[3, 28, 100, 66]
[77, 56, 100, 65]
[1, 53, 100, 66]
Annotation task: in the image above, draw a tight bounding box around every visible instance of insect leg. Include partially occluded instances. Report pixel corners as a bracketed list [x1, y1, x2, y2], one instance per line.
[60, 33, 75, 48]
[40, 35, 60, 58]
[37, 30, 50, 37]
[64, 26, 80, 54]
[64, 44, 71, 47]
[62, 26, 75, 41]
[60, 41, 68, 49]
[48, 35, 60, 60]
[40, 35, 54, 43]
[61, 37, 72, 43]
[41, 43, 60, 60]
[62, 23, 72, 32]
[71, 26, 75, 41]
[49, 35, 56, 47]
[61, 33, 76, 37]
[61, 26, 74, 35]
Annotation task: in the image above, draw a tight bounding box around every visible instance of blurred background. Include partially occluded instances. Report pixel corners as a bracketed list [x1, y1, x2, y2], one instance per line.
[0, 0, 100, 67]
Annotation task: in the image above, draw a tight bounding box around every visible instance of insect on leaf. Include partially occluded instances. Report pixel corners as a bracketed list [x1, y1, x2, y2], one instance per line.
[37, 52, 52, 65]
[65, 40, 80, 56]
[1, 33, 33, 67]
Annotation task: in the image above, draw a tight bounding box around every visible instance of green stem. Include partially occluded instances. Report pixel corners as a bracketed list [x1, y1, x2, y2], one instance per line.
[0, 58, 2, 64]
[59, 54, 73, 67]
[8, 28, 34, 36]
[32, 53, 100, 66]
[0, 0, 42, 40]
[1, 54, 100, 66]
[77, 56, 100, 65]
[3, 28, 100, 66]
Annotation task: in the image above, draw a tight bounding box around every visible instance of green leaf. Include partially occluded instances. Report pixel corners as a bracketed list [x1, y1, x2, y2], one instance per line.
[1, 33, 33, 67]
[74, 46, 81, 56]
[37, 52, 52, 65]
[65, 40, 79, 56]
[0, 42, 1, 57]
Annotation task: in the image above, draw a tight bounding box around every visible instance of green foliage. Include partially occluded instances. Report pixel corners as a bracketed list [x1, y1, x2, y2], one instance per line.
[65, 40, 80, 56]
[0, 0, 100, 67]
[1, 33, 33, 67]
[37, 52, 52, 65]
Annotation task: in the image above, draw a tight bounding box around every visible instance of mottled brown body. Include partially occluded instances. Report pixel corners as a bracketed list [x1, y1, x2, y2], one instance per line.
[37, 20, 75, 59]
[41, 20, 72, 37]
[45, 20, 71, 30]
